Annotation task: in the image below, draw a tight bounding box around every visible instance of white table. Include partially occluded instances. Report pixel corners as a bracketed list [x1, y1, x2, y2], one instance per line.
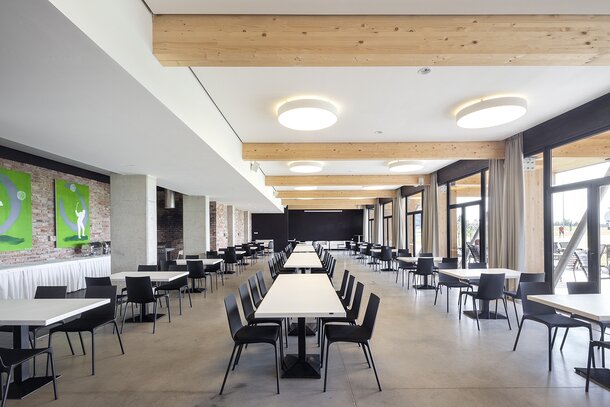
[0, 298, 109, 398]
[528, 293, 610, 389]
[293, 245, 316, 253]
[439, 268, 521, 319]
[175, 259, 223, 266]
[284, 252, 322, 270]
[256, 274, 345, 378]
[396, 256, 443, 263]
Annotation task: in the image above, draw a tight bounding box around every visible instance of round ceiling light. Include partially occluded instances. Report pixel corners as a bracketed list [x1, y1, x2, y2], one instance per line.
[288, 161, 323, 174]
[456, 96, 527, 129]
[387, 160, 424, 173]
[277, 99, 338, 131]
[294, 186, 318, 191]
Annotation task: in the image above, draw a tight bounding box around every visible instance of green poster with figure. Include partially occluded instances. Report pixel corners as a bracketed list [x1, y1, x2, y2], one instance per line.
[55, 180, 90, 248]
[0, 168, 32, 251]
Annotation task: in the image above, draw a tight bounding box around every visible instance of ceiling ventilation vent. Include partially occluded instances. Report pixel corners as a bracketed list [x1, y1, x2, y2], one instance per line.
[164, 189, 176, 209]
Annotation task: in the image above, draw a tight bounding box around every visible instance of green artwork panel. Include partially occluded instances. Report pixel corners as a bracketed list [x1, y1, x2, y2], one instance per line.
[0, 168, 33, 251]
[55, 180, 90, 248]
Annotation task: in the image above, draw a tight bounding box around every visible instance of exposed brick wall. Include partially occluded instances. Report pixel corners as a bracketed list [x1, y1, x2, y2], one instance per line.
[0, 157, 110, 265]
[234, 208, 245, 245]
[209, 201, 228, 250]
[157, 190, 183, 260]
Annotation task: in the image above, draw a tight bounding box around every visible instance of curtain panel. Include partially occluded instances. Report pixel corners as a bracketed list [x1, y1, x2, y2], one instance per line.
[422, 173, 439, 255]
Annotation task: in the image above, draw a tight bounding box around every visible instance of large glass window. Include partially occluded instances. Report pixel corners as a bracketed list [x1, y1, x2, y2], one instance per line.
[368, 208, 375, 242]
[382, 201, 393, 246]
[406, 192, 423, 255]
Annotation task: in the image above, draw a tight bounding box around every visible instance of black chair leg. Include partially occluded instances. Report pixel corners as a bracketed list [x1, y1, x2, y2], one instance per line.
[178, 291, 183, 315]
[152, 302, 157, 334]
[362, 342, 371, 368]
[473, 297, 480, 331]
[48, 350, 58, 400]
[233, 345, 244, 370]
[560, 328, 570, 350]
[502, 298, 512, 330]
[91, 331, 95, 375]
[434, 286, 440, 305]
[166, 296, 171, 323]
[120, 301, 129, 334]
[113, 321, 125, 354]
[512, 297, 519, 326]
[513, 318, 525, 351]
[586, 341, 594, 392]
[187, 287, 193, 308]
[220, 344, 237, 395]
[274, 344, 280, 394]
[446, 287, 450, 313]
[551, 327, 559, 349]
[78, 332, 86, 355]
[365, 342, 382, 391]
[548, 327, 553, 371]
[323, 341, 331, 392]
[65, 331, 75, 355]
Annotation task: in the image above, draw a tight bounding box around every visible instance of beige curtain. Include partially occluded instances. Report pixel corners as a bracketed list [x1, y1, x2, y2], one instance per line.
[362, 209, 369, 242]
[422, 173, 439, 255]
[394, 190, 406, 249]
[374, 199, 383, 244]
[489, 134, 525, 271]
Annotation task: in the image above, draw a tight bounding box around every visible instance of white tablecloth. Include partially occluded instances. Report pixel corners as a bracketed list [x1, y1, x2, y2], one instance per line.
[0, 256, 111, 299]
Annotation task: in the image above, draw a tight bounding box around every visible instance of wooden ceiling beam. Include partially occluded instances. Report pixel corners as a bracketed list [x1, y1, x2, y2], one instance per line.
[266, 174, 428, 187]
[282, 198, 377, 206]
[153, 15, 610, 67]
[551, 130, 610, 158]
[243, 142, 505, 161]
[276, 189, 396, 199]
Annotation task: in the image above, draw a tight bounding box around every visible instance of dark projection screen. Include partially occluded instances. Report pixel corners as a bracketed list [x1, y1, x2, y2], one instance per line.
[287, 210, 362, 241]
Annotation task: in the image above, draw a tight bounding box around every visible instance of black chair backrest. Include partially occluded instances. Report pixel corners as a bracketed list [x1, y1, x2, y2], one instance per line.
[256, 271, 268, 297]
[34, 286, 67, 299]
[437, 262, 458, 270]
[380, 247, 393, 261]
[224, 294, 244, 339]
[519, 282, 556, 316]
[82, 285, 117, 320]
[138, 265, 158, 272]
[85, 277, 112, 287]
[515, 273, 546, 297]
[158, 260, 169, 271]
[248, 276, 262, 306]
[468, 262, 487, 269]
[362, 293, 381, 337]
[567, 281, 598, 294]
[436, 262, 459, 283]
[338, 270, 350, 297]
[343, 275, 356, 305]
[238, 283, 256, 319]
[187, 260, 205, 278]
[169, 264, 189, 271]
[476, 273, 505, 300]
[398, 249, 411, 257]
[350, 282, 365, 317]
[327, 258, 336, 279]
[419, 252, 433, 257]
[125, 276, 155, 303]
[416, 257, 434, 275]
[206, 250, 218, 259]
[185, 254, 200, 259]
[223, 250, 238, 263]
[442, 257, 459, 263]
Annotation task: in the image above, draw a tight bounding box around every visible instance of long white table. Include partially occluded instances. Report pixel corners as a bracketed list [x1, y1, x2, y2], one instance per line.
[528, 293, 610, 390]
[256, 274, 345, 378]
[293, 245, 316, 253]
[283, 252, 323, 270]
[0, 298, 109, 398]
[175, 259, 223, 266]
[438, 268, 521, 319]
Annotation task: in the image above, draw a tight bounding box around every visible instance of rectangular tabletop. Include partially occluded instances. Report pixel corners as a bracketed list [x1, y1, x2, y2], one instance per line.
[396, 256, 442, 262]
[293, 245, 316, 253]
[217, 250, 245, 255]
[0, 298, 110, 326]
[439, 268, 521, 280]
[284, 252, 322, 269]
[176, 259, 223, 266]
[528, 294, 610, 322]
[255, 274, 346, 318]
[109, 271, 188, 283]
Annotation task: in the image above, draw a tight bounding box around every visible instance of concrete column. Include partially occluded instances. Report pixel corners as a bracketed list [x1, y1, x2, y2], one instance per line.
[183, 195, 210, 256]
[244, 211, 250, 242]
[227, 205, 235, 246]
[110, 174, 157, 272]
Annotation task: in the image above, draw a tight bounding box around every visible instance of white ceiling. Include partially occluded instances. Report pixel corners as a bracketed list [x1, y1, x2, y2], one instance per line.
[146, 0, 610, 15]
[0, 0, 281, 213]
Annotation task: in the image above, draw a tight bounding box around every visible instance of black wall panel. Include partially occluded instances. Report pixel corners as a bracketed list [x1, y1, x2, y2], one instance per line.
[251, 211, 288, 252]
[287, 210, 362, 242]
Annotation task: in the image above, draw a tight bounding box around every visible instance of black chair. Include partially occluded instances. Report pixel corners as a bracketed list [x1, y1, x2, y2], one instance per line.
[412, 258, 435, 290]
[137, 265, 158, 271]
[186, 260, 209, 297]
[223, 250, 239, 274]
[336, 270, 350, 299]
[380, 247, 394, 272]
[206, 250, 219, 259]
[512, 282, 593, 371]
[155, 274, 192, 315]
[49, 286, 125, 375]
[341, 275, 356, 309]
[459, 273, 511, 331]
[121, 276, 171, 334]
[466, 262, 487, 286]
[323, 293, 382, 392]
[185, 254, 200, 259]
[586, 340, 610, 392]
[319, 281, 364, 355]
[419, 252, 433, 257]
[220, 295, 282, 395]
[256, 271, 269, 298]
[248, 276, 263, 308]
[169, 264, 188, 272]
[434, 262, 472, 312]
[85, 276, 128, 317]
[503, 273, 545, 325]
[1, 347, 58, 407]
[238, 283, 286, 348]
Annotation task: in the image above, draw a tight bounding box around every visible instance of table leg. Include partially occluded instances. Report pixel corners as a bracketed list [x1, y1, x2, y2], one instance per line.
[463, 299, 507, 320]
[8, 326, 56, 399]
[413, 274, 436, 290]
[282, 317, 321, 378]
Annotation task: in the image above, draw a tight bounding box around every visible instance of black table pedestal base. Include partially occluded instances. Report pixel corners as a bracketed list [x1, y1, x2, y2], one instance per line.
[7, 376, 58, 399]
[123, 313, 165, 323]
[288, 322, 316, 336]
[380, 268, 395, 272]
[462, 310, 507, 320]
[282, 354, 321, 379]
[188, 288, 206, 294]
[413, 284, 436, 290]
[575, 367, 610, 390]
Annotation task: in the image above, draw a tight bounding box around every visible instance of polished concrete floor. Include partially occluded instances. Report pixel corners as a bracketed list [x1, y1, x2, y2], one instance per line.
[5, 253, 610, 406]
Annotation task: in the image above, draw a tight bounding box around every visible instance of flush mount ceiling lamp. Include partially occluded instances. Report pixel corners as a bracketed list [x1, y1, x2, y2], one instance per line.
[456, 96, 527, 129]
[387, 160, 424, 173]
[294, 186, 318, 191]
[288, 161, 323, 174]
[277, 99, 338, 131]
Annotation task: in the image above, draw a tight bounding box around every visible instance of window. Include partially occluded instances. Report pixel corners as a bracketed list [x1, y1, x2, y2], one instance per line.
[406, 191, 423, 255]
[368, 208, 375, 242]
[382, 201, 393, 246]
